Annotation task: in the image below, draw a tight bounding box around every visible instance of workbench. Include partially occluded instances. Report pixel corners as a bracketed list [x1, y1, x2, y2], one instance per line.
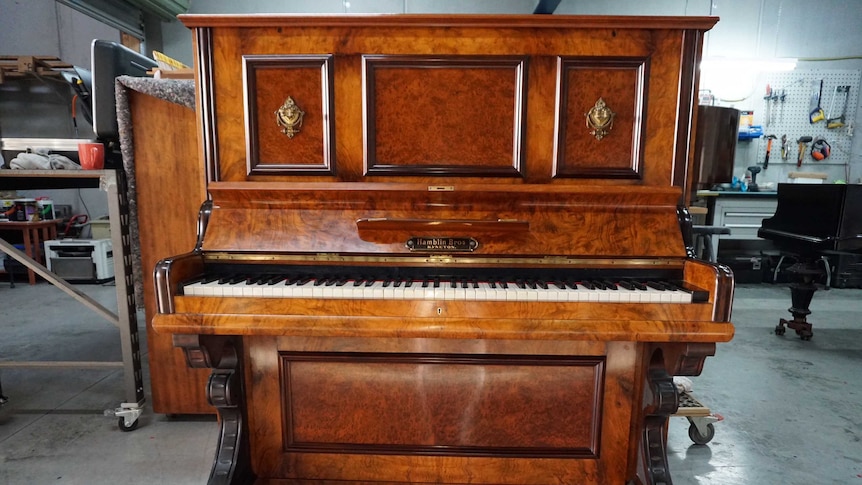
[0, 167, 145, 431]
[696, 190, 779, 256]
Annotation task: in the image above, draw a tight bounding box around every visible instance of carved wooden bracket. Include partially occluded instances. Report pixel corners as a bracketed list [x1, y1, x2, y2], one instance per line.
[173, 335, 253, 485]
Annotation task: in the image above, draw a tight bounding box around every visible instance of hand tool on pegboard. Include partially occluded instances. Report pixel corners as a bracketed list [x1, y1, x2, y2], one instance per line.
[763, 134, 777, 169]
[826, 85, 850, 129]
[778, 89, 786, 123]
[810, 138, 831, 161]
[809, 79, 825, 124]
[780, 134, 788, 160]
[796, 136, 813, 167]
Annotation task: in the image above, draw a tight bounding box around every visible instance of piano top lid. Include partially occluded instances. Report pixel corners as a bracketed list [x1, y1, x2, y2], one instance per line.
[178, 13, 719, 31]
[199, 182, 689, 259]
[759, 183, 862, 252]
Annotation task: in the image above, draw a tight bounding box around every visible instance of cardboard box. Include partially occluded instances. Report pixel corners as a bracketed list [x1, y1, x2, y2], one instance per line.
[90, 219, 111, 239]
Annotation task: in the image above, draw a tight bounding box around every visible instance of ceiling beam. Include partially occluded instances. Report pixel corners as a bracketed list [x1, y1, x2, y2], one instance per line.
[533, 0, 561, 14]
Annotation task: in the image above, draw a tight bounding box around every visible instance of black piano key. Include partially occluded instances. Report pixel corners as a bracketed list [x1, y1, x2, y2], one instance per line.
[670, 281, 710, 303]
[601, 280, 618, 290]
[515, 279, 527, 289]
[325, 279, 338, 286]
[646, 281, 666, 291]
[313, 278, 327, 286]
[184, 276, 207, 285]
[393, 279, 404, 288]
[382, 279, 393, 287]
[618, 280, 634, 291]
[536, 280, 548, 289]
[580, 280, 596, 290]
[630, 280, 648, 291]
[590, 280, 606, 290]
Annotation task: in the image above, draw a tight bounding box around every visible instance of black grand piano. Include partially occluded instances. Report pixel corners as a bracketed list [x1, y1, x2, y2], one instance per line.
[759, 183, 862, 339]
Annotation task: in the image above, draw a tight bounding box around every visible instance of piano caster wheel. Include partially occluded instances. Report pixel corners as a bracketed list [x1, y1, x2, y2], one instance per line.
[798, 332, 813, 341]
[688, 422, 715, 445]
[118, 416, 140, 432]
[774, 325, 786, 336]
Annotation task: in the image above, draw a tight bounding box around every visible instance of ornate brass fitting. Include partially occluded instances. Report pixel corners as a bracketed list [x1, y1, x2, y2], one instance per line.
[585, 98, 615, 140]
[275, 96, 305, 138]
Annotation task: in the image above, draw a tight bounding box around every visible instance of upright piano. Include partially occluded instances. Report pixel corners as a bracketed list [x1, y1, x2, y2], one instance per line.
[153, 14, 734, 485]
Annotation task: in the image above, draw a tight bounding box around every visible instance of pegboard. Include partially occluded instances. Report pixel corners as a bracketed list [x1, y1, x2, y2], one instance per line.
[752, 69, 860, 168]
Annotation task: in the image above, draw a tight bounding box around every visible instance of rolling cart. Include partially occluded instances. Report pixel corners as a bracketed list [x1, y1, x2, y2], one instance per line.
[675, 390, 719, 445]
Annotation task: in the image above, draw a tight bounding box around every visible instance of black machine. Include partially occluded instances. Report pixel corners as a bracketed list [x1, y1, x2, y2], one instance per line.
[758, 183, 862, 339]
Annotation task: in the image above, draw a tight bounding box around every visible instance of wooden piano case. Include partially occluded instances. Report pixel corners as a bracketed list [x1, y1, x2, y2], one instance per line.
[153, 14, 734, 485]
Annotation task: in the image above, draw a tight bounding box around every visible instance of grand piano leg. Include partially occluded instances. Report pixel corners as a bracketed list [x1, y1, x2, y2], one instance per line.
[174, 335, 254, 485]
[776, 261, 822, 340]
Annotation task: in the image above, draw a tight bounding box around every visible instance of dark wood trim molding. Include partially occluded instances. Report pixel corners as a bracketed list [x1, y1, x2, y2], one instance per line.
[553, 56, 649, 179]
[243, 55, 336, 176]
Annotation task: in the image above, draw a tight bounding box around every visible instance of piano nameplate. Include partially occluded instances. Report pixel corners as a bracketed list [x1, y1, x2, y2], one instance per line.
[407, 237, 478, 252]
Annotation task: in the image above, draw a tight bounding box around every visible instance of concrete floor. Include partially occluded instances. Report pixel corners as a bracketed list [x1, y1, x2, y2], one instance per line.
[1, 281, 861, 484]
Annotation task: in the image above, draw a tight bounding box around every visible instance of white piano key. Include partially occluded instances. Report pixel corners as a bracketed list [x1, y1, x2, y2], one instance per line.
[181, 275, 702, 305]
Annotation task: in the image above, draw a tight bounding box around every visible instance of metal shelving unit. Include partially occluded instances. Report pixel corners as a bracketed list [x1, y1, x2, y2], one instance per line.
[0, 168, 145, 431]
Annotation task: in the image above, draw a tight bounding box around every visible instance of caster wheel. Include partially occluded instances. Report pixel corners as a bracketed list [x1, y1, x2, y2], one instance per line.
[800, 334, 813, 341]
[688, 423, 715, 445]
[774, 326, 785, 336]
[118, 417, 139, 432]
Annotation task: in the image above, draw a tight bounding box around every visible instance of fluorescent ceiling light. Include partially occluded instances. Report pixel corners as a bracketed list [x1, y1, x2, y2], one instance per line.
[700, 58, 797, 72]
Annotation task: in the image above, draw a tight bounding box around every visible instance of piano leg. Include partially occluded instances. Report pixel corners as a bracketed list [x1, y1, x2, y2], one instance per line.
[775, 260, 822, 340]
[630, 343, 717, 485]
[174, 335, 254, 485]
[639, 368, 678, 485]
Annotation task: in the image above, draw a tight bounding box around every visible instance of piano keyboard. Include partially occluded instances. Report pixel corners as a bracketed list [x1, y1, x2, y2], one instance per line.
[182, 275, 706, 304]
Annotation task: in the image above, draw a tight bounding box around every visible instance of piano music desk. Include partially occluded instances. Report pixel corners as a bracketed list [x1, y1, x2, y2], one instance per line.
[0, 219, 57, 285]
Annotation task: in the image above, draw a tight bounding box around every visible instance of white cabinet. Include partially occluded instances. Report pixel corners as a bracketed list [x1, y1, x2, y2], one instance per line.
[710, 196, 778, 255]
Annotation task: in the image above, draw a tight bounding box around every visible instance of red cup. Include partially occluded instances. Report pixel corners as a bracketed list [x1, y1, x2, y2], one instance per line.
[78, 142, 105, 170]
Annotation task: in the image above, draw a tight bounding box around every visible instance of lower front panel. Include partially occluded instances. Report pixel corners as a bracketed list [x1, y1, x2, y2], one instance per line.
[281, 352, 603, 457]
[246, 337, 637, 484]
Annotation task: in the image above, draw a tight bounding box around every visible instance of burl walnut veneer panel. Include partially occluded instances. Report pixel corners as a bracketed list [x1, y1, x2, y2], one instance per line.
[364, 56, 526, 177]
[244, 55, 335, 175]
[281, 353, 603, 456]
[193, 16, 713, 192]
[555, 57, 648, 179]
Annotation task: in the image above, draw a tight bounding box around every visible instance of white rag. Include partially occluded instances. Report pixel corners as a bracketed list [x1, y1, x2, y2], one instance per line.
[673, 376, 694, 394]
[10, 148, 80, 170]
